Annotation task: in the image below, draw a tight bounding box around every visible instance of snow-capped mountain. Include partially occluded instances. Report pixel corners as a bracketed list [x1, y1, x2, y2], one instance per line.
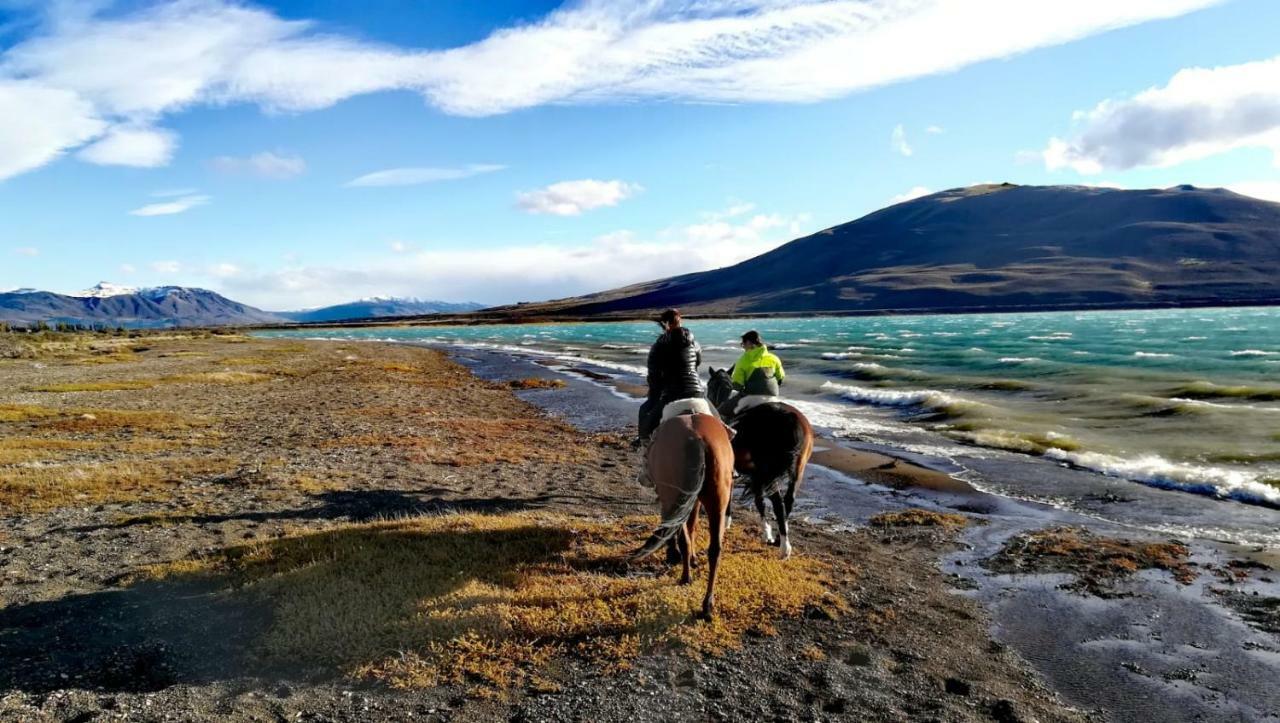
[0, 285, 284, 327]
[73, 281, 140, 298]
[280, 297, 484, 323]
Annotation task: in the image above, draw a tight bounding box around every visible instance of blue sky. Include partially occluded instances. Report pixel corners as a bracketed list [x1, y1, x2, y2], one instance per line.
[3, 0, 1279, 309]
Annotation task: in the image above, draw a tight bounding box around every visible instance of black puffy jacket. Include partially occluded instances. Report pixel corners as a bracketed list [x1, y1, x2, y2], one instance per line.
[646, 327, 704, 401]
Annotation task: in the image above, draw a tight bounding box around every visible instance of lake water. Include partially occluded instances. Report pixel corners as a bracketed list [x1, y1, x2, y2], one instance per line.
[258, 306, 1280, 545]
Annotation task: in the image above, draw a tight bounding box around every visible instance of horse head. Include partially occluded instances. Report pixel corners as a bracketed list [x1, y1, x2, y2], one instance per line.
[706, 366, 735, 407]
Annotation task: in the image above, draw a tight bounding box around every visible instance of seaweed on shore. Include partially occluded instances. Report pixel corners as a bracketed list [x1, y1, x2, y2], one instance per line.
[983, 526, 1196, 597]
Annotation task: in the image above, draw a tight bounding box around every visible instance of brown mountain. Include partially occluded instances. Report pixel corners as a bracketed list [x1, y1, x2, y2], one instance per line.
[483, 183, 1280, 319]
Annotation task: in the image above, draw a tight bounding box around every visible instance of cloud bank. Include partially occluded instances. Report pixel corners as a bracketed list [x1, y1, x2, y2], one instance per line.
[1043, 55, 1280, 173]
[345, 164, 505, 188]
[213, 205, 810, 308]
[0, 0, 1220, 180]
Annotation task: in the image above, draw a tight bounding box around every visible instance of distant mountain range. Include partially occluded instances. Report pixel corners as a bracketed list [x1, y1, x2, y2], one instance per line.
[278, 297, 483, 323]
[481, 184, 1280, 318]
[0, 283, 482, 327]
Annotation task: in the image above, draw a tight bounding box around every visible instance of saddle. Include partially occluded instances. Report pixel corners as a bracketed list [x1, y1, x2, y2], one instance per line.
[660, 397, 716, 422]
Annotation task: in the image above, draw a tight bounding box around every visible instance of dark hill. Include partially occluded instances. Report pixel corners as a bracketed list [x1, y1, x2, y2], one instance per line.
[280, 298, 484, 323]
[485, 184, 1280, 318]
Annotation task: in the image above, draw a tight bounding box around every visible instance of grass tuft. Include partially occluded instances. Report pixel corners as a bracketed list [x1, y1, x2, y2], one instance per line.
[148, 512, 843, 694]
[507, 378, 567, 390]
[0, 457, 233, 513]
[984, 526, 1195, 596]
[869, 509, 969, 531]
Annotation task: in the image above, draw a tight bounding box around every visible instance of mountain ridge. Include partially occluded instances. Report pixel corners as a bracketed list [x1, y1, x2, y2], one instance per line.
[476, 183, 1280, 318]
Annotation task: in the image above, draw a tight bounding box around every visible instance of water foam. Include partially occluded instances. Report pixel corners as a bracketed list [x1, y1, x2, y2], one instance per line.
[1043, 449, 1280, 508]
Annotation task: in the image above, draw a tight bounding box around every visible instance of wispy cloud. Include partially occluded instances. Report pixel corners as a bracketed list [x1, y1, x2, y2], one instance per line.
[13, 246, 38, 257]
[129, 194, 209, 217]
[1043, 54, 1280, 174]
[891, 125, 913, 157]
[926, 125, 945, 134]
[0, 0, 1221, 180]
[211, 151, 306, 179]
[516, 179, 641, 216]
[150, 260, 181, 274]
[345, 164, 505, 188]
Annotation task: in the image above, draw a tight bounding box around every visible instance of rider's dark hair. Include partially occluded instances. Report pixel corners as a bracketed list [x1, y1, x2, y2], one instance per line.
[658, 308, 681, 325]
[741, 330, 762, 345]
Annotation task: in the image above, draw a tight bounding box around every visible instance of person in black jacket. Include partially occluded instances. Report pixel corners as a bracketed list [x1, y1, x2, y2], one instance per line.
[636, 308, 706, 444]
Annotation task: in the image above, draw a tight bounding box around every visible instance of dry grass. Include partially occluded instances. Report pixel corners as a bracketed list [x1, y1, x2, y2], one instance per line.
[162, 371, 275, 385]
[507, 378, 567, 390]
[28, 380, 157, 393]
[0, 404, 61, 422]
[148, 512, 843, 694]
[984, 526, 1196, 596]
[869, 509, 969, 531]
[328, 417, 583, 466]
[0, 457, 232, 513]
[0, 437, 105, 464]
[38, 409, 211, 433]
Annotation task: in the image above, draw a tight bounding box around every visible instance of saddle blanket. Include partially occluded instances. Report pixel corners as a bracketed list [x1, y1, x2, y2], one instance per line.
[733, 395, 781, 416]
[661, 397, 716, 422]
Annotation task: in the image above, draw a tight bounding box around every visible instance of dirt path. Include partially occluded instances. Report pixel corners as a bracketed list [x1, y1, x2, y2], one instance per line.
[0, 335, 1089, 722]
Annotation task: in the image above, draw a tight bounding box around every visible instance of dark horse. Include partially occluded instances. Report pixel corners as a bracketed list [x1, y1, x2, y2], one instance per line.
[707, 367, 813, 558]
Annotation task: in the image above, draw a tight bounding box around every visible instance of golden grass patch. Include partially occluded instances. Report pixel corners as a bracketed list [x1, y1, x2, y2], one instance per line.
[869, 509, 969, 531]
[328, 417, 583, 466]
[507, 378, 567, 390]
[162, 371, 275, 385]
[149, 512, 843, 694]
[0, 437, 105, 465]
[0, 457, 233, 513]
[0, 404, 60, 423]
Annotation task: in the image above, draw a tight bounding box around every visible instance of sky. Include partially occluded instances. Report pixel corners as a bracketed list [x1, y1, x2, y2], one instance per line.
[2, 0, 1280, 310]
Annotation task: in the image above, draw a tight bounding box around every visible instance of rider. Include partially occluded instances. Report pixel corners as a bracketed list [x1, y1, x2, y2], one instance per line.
[730, 330, 785, 397]
[636, 308, 706, 445]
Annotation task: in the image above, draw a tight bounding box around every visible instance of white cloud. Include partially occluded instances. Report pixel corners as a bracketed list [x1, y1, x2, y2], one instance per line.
[926, 125, 945, 134]
[150, 260, 182, 274]
[1227, 181, 1280, 203]
[889, 186, 932, 204]
[1043, 54, 1280, 174]
[119, 263, 137, 274]
[211, 151, 306, 179]
[77, 124, 176, 167]
[345, 164, 504, 188]
[891, 124, 912, 157]
[389, 240, 409, 253]
[217, 208, 812, 308]
[516, 179, 641, 216]
[129, 193, 209, 217]
[208, 262, 240, 278]
[0, 80, 104, 180]
[0, 0, 1221, 180]
[13, 246, 39, 257]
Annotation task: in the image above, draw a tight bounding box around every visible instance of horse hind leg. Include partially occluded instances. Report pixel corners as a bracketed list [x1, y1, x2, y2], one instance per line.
[754, 491, 774, 544]
[677, 502, 700, 584]
[701, 498, 727, 619]
[769, 492, 792, 560]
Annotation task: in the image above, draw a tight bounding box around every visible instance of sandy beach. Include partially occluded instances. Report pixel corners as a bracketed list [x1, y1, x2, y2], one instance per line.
[1, 333, 1276, 721]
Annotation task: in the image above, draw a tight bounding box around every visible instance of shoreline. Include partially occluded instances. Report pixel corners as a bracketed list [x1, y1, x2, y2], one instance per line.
[442, 341, 1280, 722]
[0, 334, 1100, 722]
[240, 298, 1280, 331]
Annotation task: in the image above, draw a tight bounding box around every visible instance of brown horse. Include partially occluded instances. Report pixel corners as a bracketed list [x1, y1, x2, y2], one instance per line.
[632, 412, 735, 618]
[707, 368, 814, 559]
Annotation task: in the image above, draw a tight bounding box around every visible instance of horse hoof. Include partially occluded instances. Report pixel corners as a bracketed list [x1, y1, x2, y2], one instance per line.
[678, 574, 692, 586]
[779, 537, 793, 560]
[699, 604, 715, 621]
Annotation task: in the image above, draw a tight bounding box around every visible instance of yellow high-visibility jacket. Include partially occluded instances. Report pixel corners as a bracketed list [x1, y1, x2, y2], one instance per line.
[731, 345, 785, 388]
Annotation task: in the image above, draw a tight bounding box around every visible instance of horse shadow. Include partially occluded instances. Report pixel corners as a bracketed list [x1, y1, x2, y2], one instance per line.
[0, 522, 578, 694]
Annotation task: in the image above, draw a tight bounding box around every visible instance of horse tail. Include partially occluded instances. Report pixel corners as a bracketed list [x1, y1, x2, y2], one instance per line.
[743, 406, 807, 500]
[631, 426, 707, 560]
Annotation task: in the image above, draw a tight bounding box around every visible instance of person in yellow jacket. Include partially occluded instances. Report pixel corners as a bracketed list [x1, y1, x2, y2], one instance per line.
[731, 330, 785, 396]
